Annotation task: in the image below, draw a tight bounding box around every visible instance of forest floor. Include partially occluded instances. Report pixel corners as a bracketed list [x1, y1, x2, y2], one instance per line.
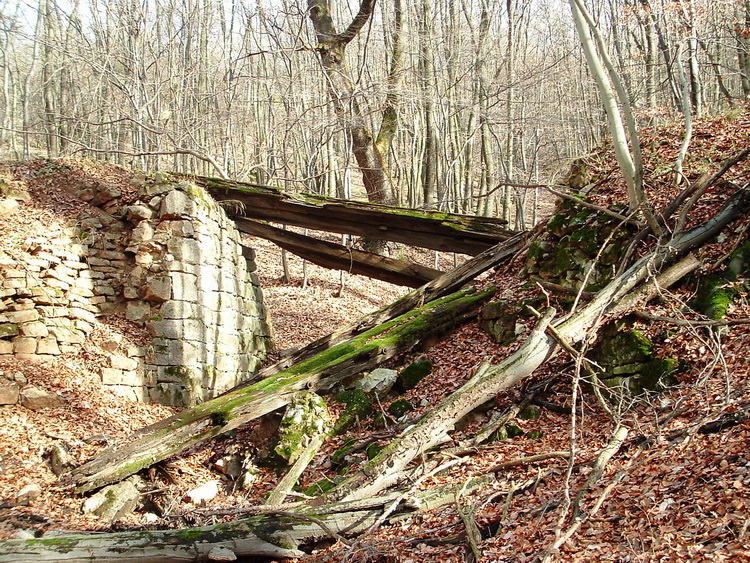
[0, 112, 749, 562]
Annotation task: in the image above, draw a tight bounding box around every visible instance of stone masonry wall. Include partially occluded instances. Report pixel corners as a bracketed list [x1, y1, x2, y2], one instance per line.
[0, 170, 271, 407]
[122, 175, 272, 405]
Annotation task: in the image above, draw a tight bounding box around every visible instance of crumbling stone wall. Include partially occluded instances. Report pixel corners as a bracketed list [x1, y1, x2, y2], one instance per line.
[0, 170, 271, 407]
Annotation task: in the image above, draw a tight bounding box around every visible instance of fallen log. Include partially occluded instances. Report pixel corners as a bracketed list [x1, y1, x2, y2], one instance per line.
[235, 218, 443, 287]
[189, 174, 515, 254]
[0, 477, 495, 562]
[248, 233, 526, 383]
[319, 186, 750, 504]
[68, 287, 495, 493]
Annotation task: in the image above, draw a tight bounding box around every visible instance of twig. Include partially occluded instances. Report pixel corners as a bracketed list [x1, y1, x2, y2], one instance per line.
[545, 185, 645, 228]
[633, 310, 750, 327]
[455, 480, 483, 563]
[572, 425, 629, 520]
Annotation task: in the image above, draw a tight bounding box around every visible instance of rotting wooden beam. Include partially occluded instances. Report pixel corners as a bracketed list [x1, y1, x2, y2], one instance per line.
[236, 218, 442, 287]
[187, 174, 515, 255]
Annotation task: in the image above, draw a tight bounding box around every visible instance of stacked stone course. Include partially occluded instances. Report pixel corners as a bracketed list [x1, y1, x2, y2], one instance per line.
[0, 171, 271, 406]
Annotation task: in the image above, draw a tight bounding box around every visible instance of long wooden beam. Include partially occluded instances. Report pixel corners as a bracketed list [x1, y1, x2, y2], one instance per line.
[188, 175, 515, 255]
[236, 218, 442, 287]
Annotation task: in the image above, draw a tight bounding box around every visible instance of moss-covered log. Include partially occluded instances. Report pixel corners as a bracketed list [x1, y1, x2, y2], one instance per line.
[246, 233, 526, 385]
[320, 186, 750, 504]
[236, 218, 443, 287]
[188, 174, 515, 254]
[68, 287, 495, 493]
[0, 477, 494, 562]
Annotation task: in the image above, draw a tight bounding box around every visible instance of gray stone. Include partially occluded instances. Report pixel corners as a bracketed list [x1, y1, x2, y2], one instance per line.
[100, 368, 126, 385]
[159, 301, 196, 320]
[16, 484, 42, 506]
[2, 309, 40, 324]
[0, 323, 19, 338]
[36, 337, 61, 355]
[90, 182, 121, 207]
[351, 368, 398, 397]
[0, 198, 19, 216]
[13, 337, 37, 354]
[167, 237, 201, 263]
[186, 480, 220, 504]
[49, 443, 73, 476]
[19, 321, 49, 338]
[49, 326, 85, 344]
[0, 382, 20, 404]
[126, 205, 154, 222]
[160, 189, 193, 219]
[143, 276, 171, 302]
[109, 354, 139, 371]
[20, 386, 67, 410]
[130, 221, 154, 243]
[82, 479, 140, 520]
[146, 319, 183, 340]
[0, 340, 13, 354]
[126, 301, 151, 323]
[207, 546, 238, 562]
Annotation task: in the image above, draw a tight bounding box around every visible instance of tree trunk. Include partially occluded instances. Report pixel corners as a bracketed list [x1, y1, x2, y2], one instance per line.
[68, 288, 495, 493]
[0, 477, 494, 562]
[307, 0, 392, 204]
[319, 186, 750, 504]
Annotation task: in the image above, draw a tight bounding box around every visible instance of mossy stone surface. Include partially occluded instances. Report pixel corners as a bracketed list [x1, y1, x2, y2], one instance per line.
[366, 443, 384, 460]
[399, 356, 433, 390]
[275, 392, 332, 463]
[331, 437, 358, 472]
[388, 398, 414, 418]
[519, 405, 542, 420]
[525, 429, 543, 440]
[333, 389, 373, 435]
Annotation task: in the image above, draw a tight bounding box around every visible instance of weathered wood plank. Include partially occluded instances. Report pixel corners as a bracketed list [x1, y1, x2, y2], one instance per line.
[188, 175, 515, 254]
[236, 218, 442, 287]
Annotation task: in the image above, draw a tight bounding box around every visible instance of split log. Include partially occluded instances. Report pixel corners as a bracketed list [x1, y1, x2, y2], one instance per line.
[190, 174, 515, 254]
[68, 287, 495, 493]
[0, 477, 495, 562]
[236, 218, 442, 287]
[318, 186, 750, 504]
[249, 233, 527, 383]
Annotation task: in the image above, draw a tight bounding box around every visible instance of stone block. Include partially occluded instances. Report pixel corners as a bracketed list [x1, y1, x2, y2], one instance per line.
[45, 277, 71, 291]
[20, 386, 67, 410]
[0, 198, 19, 216]
[170, 272, 199, 302]
[160, 189, 193, 219]
[36, 337, 61, 355]
[167, 237, 201, 263]
[126, 205, 153, 222]
[159, 301, 196, 320]
[2, 268, 25, 279]
[48, 327, 85, 344]
[0, 340, 12, 355]
[100, 368, 126, 385]
[109, 354, 139, 371]
[146, 319, 183, 340]
[19, 321, 49, 338]
[126, 301, 151, 323]
[97, 250, 128, 261]
[170, 220, 194, 237]
[13, 337, 37, 354]
[0, 382, 20, 404]
[82, 480, 139, 520]
[0, 323, 19, 338]
[143, 276, 171, 303]
[70, 307, 97, 324]
[130, 221, 154, 244]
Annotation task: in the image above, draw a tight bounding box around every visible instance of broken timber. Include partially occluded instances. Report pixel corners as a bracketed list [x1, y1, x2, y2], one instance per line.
[189, 175, 515, 255]
[236, 218, 442, 287]
[241, 233, 527, 383]
[0, 477, 495, 562]
[68, 287, 495, 494]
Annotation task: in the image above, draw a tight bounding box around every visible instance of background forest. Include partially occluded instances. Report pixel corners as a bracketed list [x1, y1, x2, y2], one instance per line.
[1, 0, 749, 225]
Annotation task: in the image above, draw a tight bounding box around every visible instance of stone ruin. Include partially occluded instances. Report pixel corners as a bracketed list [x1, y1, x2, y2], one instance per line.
[0, 170, 272, 406]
